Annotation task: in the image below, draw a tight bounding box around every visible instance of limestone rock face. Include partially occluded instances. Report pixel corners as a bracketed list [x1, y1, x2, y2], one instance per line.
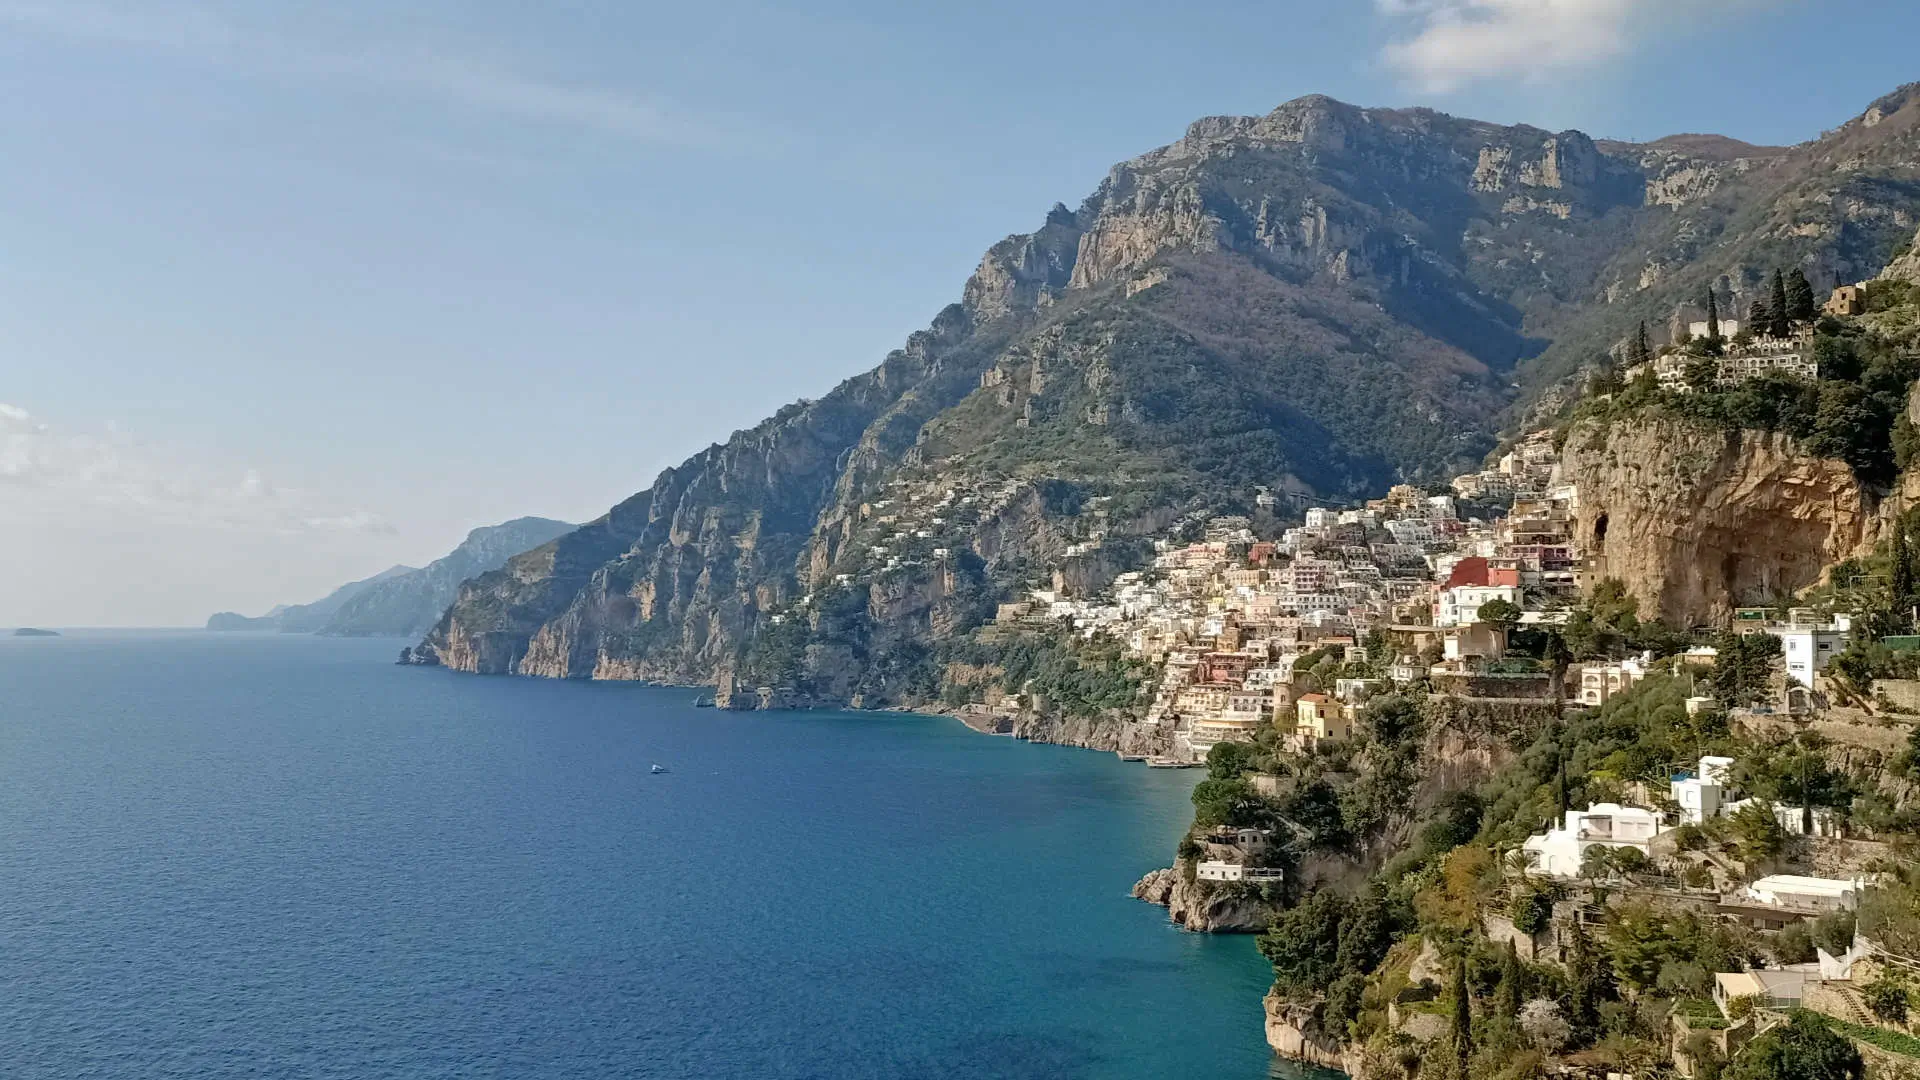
[1564, 416, 1879, 626]
[1264, 990, 1366, 1076]
[960, 205, 1083, 320]
[415, 83, 1920, 704]
[1015, 711, 1167, 756]
[1882, 224, 1920, 285]
[1130, 864, 1276, 933]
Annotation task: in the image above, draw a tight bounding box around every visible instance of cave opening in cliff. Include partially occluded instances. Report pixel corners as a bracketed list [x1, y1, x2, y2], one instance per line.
[1592, 512, 1608, 548]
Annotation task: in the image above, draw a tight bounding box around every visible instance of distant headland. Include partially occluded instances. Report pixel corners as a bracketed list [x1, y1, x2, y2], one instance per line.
[12, 627, 60, 637]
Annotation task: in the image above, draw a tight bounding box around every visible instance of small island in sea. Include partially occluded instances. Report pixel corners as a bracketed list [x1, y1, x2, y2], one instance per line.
[12, 627, 60, 637]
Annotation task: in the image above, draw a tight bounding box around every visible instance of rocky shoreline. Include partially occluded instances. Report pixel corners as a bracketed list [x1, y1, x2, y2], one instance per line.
[1264, 992, 1366, 1078]
[406, 667, 1312, 1061]
[1128, 863, 1276, 933]
[944, 703, 1172, 756]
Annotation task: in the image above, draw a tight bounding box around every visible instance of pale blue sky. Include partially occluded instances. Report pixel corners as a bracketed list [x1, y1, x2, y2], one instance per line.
[4, 0, 1917, 625]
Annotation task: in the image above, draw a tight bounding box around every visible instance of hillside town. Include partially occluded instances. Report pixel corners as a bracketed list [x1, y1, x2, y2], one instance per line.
[1092, 276, 1920, 1080]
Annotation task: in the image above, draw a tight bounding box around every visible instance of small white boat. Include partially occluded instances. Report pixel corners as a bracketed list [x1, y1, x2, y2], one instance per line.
[651, 764, 668, 774]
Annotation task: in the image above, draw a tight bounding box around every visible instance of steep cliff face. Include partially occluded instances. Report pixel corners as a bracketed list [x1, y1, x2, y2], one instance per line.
[419, 86, 1920, 696]
[1564, 416, 1880, 625]
[1130, 865, 1278, 933]
[429, 304, 999, 678]
[1883, 223, 1920, 286]
[1264, 992, 1367, 1077]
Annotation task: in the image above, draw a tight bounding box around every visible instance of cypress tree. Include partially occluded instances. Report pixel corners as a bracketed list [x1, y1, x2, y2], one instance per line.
[1704, 286, 1722, 345]
[1748, 299, 1769, 331]
[1787, 268, 1817, 321]
[1453, 954, 1475, 1068]
[1894, 523, 1916, 634]
[1493, 939, 1524, 1021]
[1635, 321, 1651, 365]
[1568, 918, 1600, 1040]
[1770, 269, 1792, 337]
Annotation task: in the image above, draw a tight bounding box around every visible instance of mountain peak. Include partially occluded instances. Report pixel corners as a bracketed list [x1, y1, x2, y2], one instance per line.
[462, 516, 572, 547]
[417, 80, 1920, 699]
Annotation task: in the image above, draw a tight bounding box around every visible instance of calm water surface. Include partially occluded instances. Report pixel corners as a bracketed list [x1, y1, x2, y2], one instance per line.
[0, 632, 1283, 1079]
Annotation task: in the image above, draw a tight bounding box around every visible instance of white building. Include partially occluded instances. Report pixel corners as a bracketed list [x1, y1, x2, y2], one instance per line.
[1242, 663, 1295, 691]
[1670, 755, 1735, 825]
[1522, 802, 1666, 878]
[1195, 860, 1286, 883]
[1435, 584, 1523, 628]
[1442, 623, 1507, 663]
[1773, 625, 1848, 686]
[1187, 690, 1269, 756]
[1742, 875, 1865, 912]
[1724, 798, 1844, 838]
[1745, 611, 1850, 686]
[1333, 677, 1382, 705]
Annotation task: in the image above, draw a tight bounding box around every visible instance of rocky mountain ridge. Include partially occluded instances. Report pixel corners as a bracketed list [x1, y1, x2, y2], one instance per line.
[320, 517, 574, 638]
[417, 85, 1920, 708]
[210, 517, 570, 636]
[208, 564, 416, 633]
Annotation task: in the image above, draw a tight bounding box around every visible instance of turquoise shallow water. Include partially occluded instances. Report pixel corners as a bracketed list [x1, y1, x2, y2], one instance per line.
[0, 631, 1282, 1079]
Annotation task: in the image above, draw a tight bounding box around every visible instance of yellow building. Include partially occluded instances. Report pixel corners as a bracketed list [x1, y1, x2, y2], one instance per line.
[1292, 694, 1351, 749]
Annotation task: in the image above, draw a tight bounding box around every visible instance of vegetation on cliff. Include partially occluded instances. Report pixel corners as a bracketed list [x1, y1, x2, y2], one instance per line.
[419, 86, 1920, 705]
[1217, 664, 1920, 1080]
[1579, 307, 1920, 488]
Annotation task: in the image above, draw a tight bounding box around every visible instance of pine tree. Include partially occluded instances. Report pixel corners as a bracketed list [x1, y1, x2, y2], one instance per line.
[1787, 268, 1817, 322]
[1770, 269, 1793, 337]
[1453, 954, 1475, 1068]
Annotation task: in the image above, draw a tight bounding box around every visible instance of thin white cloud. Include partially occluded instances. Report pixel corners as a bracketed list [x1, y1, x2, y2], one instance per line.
[0, 1, 708, 146]
[0, 403, 391, 534]
[1375, 0, 1770, 93]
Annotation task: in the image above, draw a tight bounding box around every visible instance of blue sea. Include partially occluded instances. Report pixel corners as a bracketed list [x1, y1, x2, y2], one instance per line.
[0, 631, 1287, 1079]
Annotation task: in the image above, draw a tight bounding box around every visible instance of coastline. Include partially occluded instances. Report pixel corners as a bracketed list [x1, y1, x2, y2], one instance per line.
[5, 632, 1288, 1078]
[408, 661, 1328, 1071]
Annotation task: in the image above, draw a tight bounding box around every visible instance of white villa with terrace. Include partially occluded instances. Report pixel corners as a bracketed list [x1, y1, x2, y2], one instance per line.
[1196, 861, 1285, 883]
[1521, 802, 1666, 878]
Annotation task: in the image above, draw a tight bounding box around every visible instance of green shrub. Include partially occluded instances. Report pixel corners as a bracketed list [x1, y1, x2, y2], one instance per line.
[1864, 977, 1910, 1025]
